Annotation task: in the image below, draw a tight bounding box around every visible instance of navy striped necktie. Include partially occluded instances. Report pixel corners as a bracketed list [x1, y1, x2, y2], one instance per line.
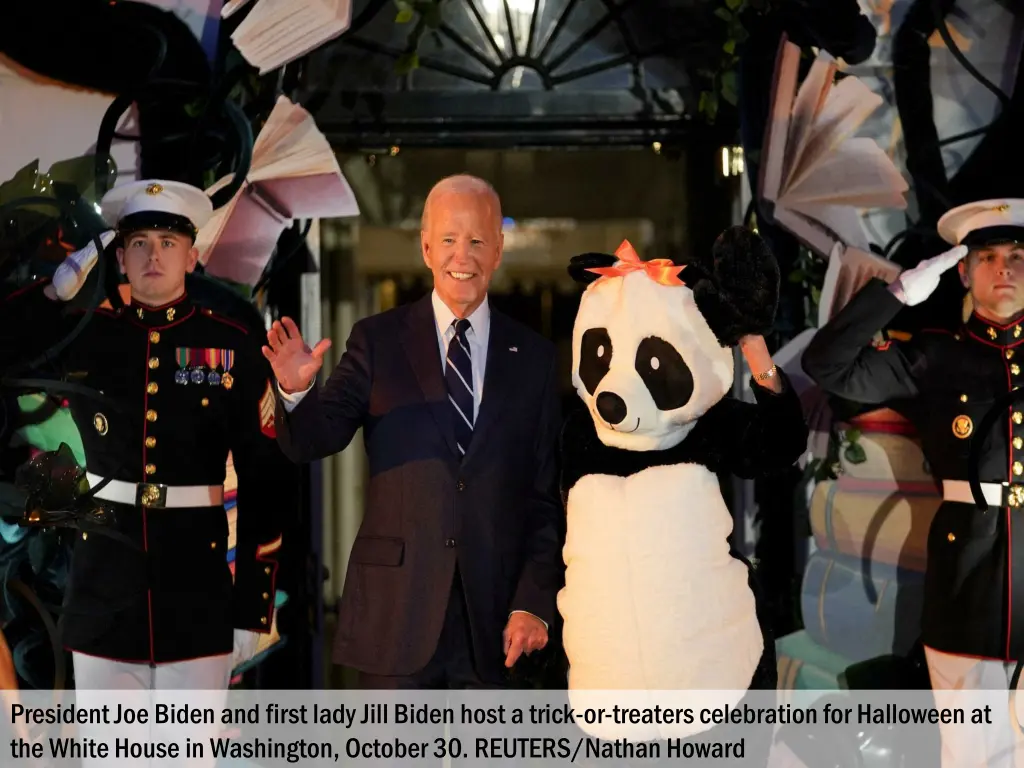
[445, 318, 474, 456]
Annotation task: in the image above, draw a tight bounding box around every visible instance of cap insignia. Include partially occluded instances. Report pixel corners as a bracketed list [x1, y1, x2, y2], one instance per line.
[146, 183, 163, 196]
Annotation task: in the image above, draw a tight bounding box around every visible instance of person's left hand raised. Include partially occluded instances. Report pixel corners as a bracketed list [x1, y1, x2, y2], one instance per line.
[503, 613, 548, 668]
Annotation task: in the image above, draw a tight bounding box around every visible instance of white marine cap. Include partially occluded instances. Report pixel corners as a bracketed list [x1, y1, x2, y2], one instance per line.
[100, 179, 213, 241]
[937, 198, 1024, 248]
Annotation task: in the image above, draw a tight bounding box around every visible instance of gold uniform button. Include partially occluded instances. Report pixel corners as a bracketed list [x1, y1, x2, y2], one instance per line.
[201, 397, 209, 407]
[260, 617, 267, 625]
[145, 436, 157, 448]
[146, 409, 158, 422]
[1014, 364, 1021, 376]
[82, 532, 88, 541]
[145, 464, 156, 475]
[147, 382, 158, 394]
[262, 592, 270, 600]
[1015, 412, 1023, 426]
[149, 331, 160, 343]
[264, 567, 272, 575]
[1016, 437, 1023, 450]
[210, 541, 217, 550]
[947, 533, 955, 542]
[148, 357, 159, 369]
[960, 394, 968, 402]
[1009, 349, 1016, 360]
[1015, 462, 1023, 476]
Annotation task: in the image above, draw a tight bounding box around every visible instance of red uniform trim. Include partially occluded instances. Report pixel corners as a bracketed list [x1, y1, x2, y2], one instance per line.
[202, 309, 250, 335]
[4, 277, 48, 302]
[1006, 356, 1015, 660]
[143, 335, 155, 665]
[126, 305, 196, 330]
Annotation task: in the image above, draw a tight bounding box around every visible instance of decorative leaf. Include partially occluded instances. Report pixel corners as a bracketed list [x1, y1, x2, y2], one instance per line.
[810, 285, 821, 305]
[720, 70, 738, 105]
[395, 51, 420, 74]
[788, 269, 806, 283]
[714, 7, 733, 21]
[422, 1, 443, 28]
[395, 7, 414, 22]
[723, 39, 736, 54]
[845, 428, 862, 442]
[844, 442, 867, 464]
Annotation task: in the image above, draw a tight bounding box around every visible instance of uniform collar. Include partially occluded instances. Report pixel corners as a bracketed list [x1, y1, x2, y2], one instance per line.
[965, 311, 1024, 347]
[129, 292, 192, 328]
[431, 290, 490, 341]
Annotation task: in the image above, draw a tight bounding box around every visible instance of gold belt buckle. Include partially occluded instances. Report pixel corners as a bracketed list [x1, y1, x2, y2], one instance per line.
[137, 483, 168, 508]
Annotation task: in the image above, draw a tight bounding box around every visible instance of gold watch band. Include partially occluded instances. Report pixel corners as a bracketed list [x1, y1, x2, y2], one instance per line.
[754, 364, 778, 381]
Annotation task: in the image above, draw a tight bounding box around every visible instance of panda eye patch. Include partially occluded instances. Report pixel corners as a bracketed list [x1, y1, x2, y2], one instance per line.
[580, 328, 612, 394]
[635, 336, 693, 410]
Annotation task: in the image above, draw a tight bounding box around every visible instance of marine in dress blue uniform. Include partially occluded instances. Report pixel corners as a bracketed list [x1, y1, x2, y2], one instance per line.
[803, 199, 1024, 766]
[0, 181, 288, 697]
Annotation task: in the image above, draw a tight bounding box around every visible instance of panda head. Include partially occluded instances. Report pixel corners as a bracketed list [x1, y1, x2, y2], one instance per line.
[568, 227, 779, 452]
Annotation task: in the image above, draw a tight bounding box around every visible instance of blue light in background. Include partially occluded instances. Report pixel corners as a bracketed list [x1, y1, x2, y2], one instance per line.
[503, 217, 516, 228]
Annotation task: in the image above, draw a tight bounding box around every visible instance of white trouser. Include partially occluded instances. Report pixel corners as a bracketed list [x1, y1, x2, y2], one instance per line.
[72, 652, 233, 768]
[925, 646, 1024, 767]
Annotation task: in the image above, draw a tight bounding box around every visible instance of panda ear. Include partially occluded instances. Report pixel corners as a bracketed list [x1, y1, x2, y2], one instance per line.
[567, 252, 618, 284]
[690, 226, 780, 347]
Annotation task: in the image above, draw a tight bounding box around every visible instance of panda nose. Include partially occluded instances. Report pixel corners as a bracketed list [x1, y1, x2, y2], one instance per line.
[596, 392, 627, 425]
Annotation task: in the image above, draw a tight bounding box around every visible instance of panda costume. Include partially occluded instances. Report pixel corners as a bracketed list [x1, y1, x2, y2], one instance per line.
[556, 226, 808, 759]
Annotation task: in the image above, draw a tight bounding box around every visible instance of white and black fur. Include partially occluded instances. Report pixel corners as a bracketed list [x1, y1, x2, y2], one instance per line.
[556, 227, 808, 748]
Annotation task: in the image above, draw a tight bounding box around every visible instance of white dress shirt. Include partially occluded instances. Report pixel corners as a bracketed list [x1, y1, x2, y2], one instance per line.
[432, 290, 489, 421]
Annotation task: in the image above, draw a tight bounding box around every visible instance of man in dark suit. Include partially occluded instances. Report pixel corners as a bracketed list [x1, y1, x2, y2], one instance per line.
[264, 174, 564, 689]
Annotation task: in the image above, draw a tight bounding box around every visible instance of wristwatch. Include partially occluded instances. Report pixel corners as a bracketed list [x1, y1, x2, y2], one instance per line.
[754, 365, 778, 382]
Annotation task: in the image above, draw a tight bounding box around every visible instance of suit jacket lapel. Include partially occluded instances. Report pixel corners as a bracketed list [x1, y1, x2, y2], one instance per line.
[464, 310, 515, 464]
[400, 295, 459, 457]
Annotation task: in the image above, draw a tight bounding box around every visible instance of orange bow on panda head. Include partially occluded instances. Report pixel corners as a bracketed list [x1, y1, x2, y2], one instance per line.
[585, 240, 687, 287]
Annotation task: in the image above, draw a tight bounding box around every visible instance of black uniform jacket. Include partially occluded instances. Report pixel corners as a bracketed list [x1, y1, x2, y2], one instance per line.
[0, 280, 289, 664]
[803, 277, 1024, 661]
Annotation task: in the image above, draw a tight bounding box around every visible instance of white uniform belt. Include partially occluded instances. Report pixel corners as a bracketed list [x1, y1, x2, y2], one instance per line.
[86, 473, 224, 509]
[943, 480, 1024, 508]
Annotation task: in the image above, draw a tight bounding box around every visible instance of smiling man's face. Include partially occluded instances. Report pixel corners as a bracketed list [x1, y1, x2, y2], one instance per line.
[420, 176, 503, 319]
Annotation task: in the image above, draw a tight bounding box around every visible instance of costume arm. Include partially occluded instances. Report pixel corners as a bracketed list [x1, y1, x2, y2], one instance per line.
[510, 352, 565, 629]
[273, 319, 372, 463]
[801, 277, 923, 403]
[716, 368, 809, 478]
[228, 340, 295, 634]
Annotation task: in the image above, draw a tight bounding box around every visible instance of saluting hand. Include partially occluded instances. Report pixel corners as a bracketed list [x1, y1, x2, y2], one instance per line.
[890, 244, 968, 306]
[262, 317, 331, 394]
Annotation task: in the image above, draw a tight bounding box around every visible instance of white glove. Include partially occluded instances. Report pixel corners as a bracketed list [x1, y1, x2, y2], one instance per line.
[889, 245, 968, 306]
[52, 230, 116, 301]
[231, 629, 262, 671]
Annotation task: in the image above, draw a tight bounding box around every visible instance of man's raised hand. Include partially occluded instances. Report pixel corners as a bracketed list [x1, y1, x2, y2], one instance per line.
[262, 317, 331, 394]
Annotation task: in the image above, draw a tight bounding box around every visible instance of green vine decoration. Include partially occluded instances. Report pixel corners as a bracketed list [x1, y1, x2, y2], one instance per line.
[389, 0, 763, 126]
[787, 246, 828, 329]
[840, 427, 866, 466]
[696, 0, 753, 122]
[393, 0, 446, 74]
